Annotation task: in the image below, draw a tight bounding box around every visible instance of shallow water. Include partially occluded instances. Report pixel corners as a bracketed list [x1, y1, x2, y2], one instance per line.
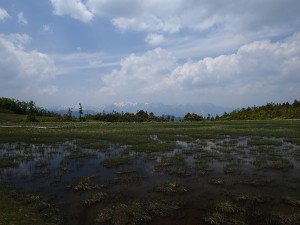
[0, 136, 300, 225]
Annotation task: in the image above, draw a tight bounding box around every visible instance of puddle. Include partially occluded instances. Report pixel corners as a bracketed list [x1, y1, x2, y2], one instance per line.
[149, 134, 164, 143]
[0, 136, 300, 225]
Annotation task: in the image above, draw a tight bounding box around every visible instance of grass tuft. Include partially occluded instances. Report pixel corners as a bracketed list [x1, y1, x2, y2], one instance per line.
[102, 155, 131, 167]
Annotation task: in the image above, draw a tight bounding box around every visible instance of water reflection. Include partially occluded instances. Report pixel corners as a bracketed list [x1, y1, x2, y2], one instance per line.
[0, 136, 300, 225]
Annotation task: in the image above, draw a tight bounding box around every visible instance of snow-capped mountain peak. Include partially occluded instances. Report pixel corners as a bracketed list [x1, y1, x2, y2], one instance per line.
[49, 102, 231, 117]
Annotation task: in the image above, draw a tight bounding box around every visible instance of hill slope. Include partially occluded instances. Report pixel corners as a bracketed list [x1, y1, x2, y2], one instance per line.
[220, 100, 300, 120]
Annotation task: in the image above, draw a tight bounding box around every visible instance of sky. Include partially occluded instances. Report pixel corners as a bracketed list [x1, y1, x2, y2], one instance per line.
[0, 0, 300, 109]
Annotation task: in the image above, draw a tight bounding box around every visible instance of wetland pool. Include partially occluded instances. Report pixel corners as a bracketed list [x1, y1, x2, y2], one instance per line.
[1, 134, 300, 225]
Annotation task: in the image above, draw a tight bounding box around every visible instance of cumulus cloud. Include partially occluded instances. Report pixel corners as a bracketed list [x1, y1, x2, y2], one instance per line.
[0, 34, 56, 84]
[0, 8, 10, 21]
[17, 12, 28, 25]
[99, 33, 300, 105]
[0, 33, 58, 103]
[145, 33, 165, 45]
[50, 0, 94, 23]
[169, 54, 239, 88]
[100, 48, 176, 97]
[170, 33, 300, 88]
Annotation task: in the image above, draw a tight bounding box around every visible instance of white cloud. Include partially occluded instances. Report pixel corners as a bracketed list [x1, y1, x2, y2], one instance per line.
[167, 33, 300, 105]
[51, 51, 119, 75]
[99, 33, 300, 106]
[39, 85, 58, 95]
[86, 0, 139, 17]
[0, 33, 58, 104]
[0, 8, 10, 21]
[87, 0, 182, 32]
[112, 15, 180, 33]
[85, 0, 300, 36]
[169, 55, 239, 88]
[48, 0, 300, 55]
[0, 33, 56, 83]
[170, 34, 300, 88]
[145, 33, 165, 45]
[42, 24, 53, 33]
[7, 33, 32, 46]
[18, 12, 28, 25]
[100, 48, 176, 97]
[50, 0, 94, 23]
[96, 87, 116, 96]
[167, 33, 249, 60]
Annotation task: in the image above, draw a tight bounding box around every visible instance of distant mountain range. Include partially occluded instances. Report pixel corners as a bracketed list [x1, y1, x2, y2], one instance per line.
[48, 102, 231, 118]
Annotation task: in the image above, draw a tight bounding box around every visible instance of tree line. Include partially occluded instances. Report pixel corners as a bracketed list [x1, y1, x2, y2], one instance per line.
[86, 110, 175, 122]
[0, 98, 176, 122]
[1, 97, 300, 122]
[0, 97, 59, 121]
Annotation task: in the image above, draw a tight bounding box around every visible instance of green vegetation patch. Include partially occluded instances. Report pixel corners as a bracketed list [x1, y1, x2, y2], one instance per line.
[0, 112, 26, 123]
[265, 213, 300, 225]
[223, 163, 240, 174]
[173, 166, 191, 176]
[95, 200, 181, 225]
[73, 177, 103, 192]
[209, 178, 224, 185]
[95, 202, 151, 225]
[204, 212, 228, 225]
[68, 149, 97, 159]
[77, 140, 108, 150]
[216, 200, 240, 214]
[248, 138, 282, 146]
[252, 157, 294, 170]
[0, 185, 60, 225]
[194, 150, 216, 159]
[204, 196, 259, 225]
[194, 160, 210, 175]
[219, 147, 236, 154]
[83, 192, 108, 207]
[271, 158, 294, 169]
[0, 157, 18, 168]
[102, 156, 132, 167]
[115, 168, 137, 175]
[154, 180, 188, 195]
[236, 193, 265, 204]
[283, 196, 300, 206]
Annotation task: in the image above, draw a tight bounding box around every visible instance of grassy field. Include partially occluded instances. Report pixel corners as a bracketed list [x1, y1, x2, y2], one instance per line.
[0, 113, 26, 123]
[0, 119, 299, 142]
[0, 120, 299, 225]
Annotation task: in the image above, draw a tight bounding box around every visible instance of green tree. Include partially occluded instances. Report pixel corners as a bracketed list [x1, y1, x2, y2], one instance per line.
[26, 100, 38, 122]
[136, 110, 148, 122]
[64, 108, 73, 121]
[184, 112, 204, 121]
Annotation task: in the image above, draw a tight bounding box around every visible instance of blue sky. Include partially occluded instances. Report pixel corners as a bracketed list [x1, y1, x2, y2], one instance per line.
[0, 0, 300, 108]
